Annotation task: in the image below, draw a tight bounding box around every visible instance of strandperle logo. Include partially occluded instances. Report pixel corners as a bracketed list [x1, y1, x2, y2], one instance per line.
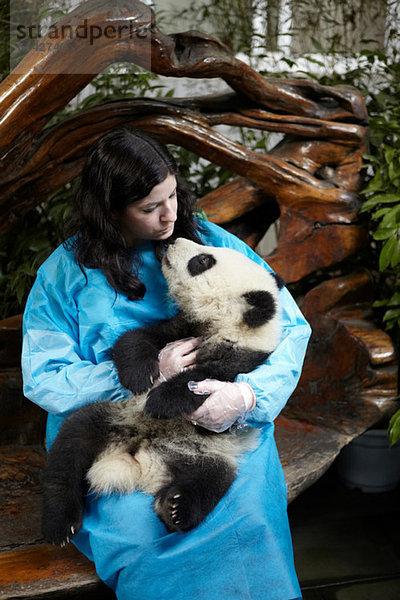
[9, 1, 153, 75]
[15, 18, 150, 47]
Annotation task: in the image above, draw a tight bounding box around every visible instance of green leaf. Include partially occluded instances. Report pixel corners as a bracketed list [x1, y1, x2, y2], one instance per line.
[15, 280, 26, 305]
[379, 237, 398, 270]
[360, 173, 384, 196]
[381, 204, 400, 227]
[310, 38, 324, 52]
[373, 227, 397, 240]
[360, 193, 400, 213]
[388, 410, 400, 446]
[389, 159, 400, 184]
[372, 207, 391, 220]
[386, 292, 400, 306]
[390, 238, 400, 268]
[370, 193, 400, 204]
[373, 299, 388, 308]
[383, 307, 400, 322]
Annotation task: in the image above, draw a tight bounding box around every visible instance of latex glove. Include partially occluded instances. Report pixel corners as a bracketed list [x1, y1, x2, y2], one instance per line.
[157, 337, 201, 382]
[186, 379, 256, 433]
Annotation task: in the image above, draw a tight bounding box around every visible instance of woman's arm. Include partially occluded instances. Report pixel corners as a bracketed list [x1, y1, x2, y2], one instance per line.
[22, 269, 131, 418]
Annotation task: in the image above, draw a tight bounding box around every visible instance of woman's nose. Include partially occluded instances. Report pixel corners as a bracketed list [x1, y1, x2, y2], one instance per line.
[161, 203, 176, 222]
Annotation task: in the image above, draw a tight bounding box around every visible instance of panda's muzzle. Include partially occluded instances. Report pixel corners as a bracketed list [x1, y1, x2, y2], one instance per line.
[187, 253, 217, 276]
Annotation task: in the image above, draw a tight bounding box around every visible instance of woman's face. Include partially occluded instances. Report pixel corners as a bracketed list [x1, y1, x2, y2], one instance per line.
[117, 173, 178, 246]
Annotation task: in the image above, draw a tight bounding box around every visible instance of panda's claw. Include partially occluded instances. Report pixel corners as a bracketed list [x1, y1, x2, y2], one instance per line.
[42, 512, 82, 547]
[155, 485, 204, 533]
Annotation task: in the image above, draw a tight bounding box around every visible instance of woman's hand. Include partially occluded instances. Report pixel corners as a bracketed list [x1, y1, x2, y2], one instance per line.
[157, 337, 202, 382]
[185, 379, 256, 433]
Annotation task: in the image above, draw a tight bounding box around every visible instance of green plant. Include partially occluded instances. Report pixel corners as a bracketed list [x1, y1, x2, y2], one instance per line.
[358, 53, 400, 335]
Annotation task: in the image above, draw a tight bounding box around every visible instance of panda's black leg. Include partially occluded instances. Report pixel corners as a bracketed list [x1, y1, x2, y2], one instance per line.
[154, 456, 236, 532]
[41, 403, 113, 546]
[41, 444, 86, 547]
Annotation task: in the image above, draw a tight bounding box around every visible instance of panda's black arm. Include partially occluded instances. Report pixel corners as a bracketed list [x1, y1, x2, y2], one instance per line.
[112, 311, 196, 394]
[145, 345, 270, 419]
[145, 366, 212, 418]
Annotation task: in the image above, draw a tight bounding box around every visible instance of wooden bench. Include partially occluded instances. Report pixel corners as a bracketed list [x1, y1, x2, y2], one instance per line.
[0, 1, 398, 597]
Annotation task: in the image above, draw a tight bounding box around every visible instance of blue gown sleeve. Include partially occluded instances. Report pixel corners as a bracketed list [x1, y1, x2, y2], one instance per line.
[200, 220, 312, 426]
[21, 268, 131, 418]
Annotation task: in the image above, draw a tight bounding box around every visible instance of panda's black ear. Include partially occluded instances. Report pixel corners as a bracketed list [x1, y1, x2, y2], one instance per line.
[272, 272, 285, 289]
[242, 291, 276, 328]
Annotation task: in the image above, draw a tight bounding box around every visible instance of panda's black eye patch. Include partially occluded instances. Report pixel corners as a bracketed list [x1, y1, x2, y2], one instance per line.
[187, 253, 217, 276]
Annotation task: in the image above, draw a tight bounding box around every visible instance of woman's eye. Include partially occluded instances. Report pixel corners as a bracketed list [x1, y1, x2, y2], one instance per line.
[143, 207, 156, 214]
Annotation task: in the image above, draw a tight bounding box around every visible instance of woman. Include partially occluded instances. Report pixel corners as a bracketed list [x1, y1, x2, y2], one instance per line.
[22, 127, 311, 600]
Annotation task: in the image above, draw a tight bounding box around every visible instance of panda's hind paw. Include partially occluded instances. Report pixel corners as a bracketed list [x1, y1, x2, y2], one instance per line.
[42, 515, 82, 547]
[155, 485, 203, 533]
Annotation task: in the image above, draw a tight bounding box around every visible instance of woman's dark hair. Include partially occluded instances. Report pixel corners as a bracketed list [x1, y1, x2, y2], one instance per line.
[64, 127, 204, 300]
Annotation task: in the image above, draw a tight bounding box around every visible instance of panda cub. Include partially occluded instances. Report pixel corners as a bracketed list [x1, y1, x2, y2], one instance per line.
[42, 238, 283, 546]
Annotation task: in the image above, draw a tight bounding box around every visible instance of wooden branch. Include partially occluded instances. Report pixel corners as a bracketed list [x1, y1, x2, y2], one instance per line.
[196, 178, 267, 224]
[0, 0, 366, 164]
[0, 94, 367, 281]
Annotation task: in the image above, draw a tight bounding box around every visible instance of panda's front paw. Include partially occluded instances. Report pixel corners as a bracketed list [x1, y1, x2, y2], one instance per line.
[145, 375, 207, 419]
[118, 359, 159, 395]
[145, 384, 181, 418]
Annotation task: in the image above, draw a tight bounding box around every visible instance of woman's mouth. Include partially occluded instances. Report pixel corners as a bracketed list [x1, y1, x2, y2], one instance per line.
[159, 223, 175, 235]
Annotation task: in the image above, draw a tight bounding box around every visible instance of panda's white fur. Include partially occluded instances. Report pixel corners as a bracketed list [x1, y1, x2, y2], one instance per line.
[86, 394, 258, 497]
[42, 238, 283, 544]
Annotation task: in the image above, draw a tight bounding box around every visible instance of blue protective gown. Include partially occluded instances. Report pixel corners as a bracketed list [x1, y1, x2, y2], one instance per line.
[22, 220, 311, 600]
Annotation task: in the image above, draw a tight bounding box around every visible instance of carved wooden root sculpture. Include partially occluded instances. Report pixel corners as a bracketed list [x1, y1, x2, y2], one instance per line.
[275, 272, 398, 499]
[0, 0, 397, 498]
